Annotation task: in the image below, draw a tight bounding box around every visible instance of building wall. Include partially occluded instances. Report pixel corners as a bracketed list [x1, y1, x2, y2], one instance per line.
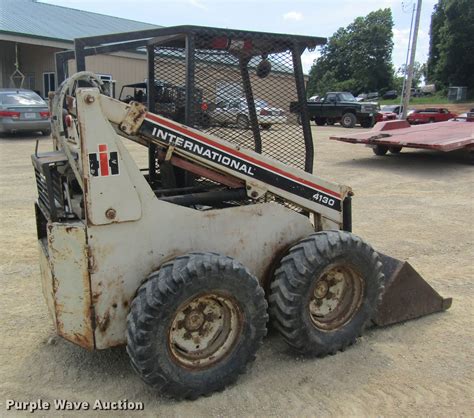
[1, 39, 303, 113]
[0, 41, 62, 94]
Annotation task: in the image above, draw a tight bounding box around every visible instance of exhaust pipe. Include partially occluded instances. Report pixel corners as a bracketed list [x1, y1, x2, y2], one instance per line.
[373, 253, 452, 327]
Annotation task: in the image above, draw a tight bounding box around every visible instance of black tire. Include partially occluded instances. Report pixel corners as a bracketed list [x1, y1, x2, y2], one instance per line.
[372, 145, 388, 156]
[127, 252, 268, 399]
[41, 129, 51, 136]
[389, 146, 402, 154]
[260, 124, 271, 130]
[326, 118, 335, 126]
[341, 112, 357, 128]
[314, 117, 326, 126]
[360, 118, 374, 128]
[269, 231, 384, 356]
[236, 115, 249, 129]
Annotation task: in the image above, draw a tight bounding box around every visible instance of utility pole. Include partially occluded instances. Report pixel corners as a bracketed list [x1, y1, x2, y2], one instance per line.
[401, 0, 422, 120]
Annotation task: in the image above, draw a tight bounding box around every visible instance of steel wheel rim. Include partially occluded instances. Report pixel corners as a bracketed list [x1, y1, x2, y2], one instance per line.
[308, 263, 364, 331]
[343, 116, 352, 125]
[168, 293, 242, 369]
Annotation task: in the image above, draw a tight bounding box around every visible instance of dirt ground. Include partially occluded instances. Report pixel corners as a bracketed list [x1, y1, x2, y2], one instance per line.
[0, 124, 473, 417]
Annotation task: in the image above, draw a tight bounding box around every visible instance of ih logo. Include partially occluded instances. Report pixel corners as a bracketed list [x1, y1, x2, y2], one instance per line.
[88, 144, 119, 177]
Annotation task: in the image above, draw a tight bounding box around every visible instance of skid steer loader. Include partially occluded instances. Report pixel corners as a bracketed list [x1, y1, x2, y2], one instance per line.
[32, 26, 451, 399]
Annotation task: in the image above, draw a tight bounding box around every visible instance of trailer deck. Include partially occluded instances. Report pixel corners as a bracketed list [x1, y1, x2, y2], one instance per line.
[330, 118, 474, 152]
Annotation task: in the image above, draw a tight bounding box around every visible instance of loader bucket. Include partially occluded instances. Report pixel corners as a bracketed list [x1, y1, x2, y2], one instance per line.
[373, 253, 452, 326]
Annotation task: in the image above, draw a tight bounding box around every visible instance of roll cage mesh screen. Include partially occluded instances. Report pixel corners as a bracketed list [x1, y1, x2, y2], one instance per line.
[149, 29, 313, 174]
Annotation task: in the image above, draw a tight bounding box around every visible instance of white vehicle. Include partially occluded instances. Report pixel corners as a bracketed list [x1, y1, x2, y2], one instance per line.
[210, 97, 286, 130]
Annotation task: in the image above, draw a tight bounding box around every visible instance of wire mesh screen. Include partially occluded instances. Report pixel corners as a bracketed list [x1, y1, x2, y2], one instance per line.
[150, 29, 311, 173]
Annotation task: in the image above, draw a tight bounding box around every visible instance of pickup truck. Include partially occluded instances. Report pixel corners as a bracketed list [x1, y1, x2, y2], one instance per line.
[291, 92, 379, 128]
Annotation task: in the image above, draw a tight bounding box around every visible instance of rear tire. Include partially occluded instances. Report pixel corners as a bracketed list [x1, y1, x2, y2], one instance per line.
[372, 145, 388, 156]
[341, 112, 356, 128]
[389, 146, 402, 154]
[127, 252, 268, 399]
[315, 117, 326, 126]
[269, 231, 384, 356]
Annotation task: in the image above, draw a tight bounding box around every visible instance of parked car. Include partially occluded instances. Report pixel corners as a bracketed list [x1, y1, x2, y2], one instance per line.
[375, 111, 397, 122]
[308, 95, 320, 102]
[210, 98, 286, 130]
[407, 108, 457, 124]
[0, 89, 50, 135]
[356, 93, 367, 102]
[382, 90, 398, 100]
[365, 92, 379, 101]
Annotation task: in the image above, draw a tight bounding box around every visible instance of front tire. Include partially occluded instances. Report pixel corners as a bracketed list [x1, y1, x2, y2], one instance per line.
[127, 252, 268, 399]
[341, 112, 356, 128]
[269, 231, 384, 356]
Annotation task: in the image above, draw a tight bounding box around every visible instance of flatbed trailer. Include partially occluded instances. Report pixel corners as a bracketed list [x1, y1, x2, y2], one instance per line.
[330, 118, 474, 156]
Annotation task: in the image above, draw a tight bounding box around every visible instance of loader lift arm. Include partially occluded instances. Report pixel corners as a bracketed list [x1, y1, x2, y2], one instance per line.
[54, 72, 352, 229]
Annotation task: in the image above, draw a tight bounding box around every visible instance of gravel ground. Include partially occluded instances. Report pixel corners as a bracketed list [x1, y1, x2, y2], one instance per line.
[0, 124, 473, 417]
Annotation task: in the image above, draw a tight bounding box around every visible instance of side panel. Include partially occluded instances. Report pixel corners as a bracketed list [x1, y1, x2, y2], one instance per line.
[89, 201, 315, 349]
[47, 222, 94, 349]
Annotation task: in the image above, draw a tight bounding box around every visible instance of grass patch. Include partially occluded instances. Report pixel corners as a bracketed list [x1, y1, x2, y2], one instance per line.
[379, 94, 450, 105]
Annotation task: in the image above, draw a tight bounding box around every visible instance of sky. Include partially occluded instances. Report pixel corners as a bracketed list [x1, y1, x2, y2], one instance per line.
[41, 0, 438, 73]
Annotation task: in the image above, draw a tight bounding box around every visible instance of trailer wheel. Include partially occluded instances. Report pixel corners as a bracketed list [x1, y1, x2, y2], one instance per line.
[389, 146, 402, 154]
[341, 112, 356, 128]
[269, 231, 384, 356]
[372, 145, 388, 156]
[127, 252, 268, 399]
[315, 117, 326, 126]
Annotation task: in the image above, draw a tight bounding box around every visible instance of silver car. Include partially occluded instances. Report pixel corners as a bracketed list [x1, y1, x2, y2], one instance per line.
[210, 98, 286, 130]
[0, 89, 51, 136]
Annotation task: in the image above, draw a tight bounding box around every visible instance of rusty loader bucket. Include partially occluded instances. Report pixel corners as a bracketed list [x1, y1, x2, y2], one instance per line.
[374, 253, 452, 326]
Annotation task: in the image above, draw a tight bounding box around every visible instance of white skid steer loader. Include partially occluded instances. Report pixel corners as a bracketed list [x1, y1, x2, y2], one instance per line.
[32, 27, 450, 399]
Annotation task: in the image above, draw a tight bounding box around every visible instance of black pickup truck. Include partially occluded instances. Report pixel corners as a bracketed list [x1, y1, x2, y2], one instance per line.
[291, 92, 379, 128]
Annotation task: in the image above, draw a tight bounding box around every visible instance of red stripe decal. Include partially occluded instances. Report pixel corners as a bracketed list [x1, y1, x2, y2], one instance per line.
[145, 113, 341, 199]
[99, 152, 109, 176]
[98, 144, 107, 152]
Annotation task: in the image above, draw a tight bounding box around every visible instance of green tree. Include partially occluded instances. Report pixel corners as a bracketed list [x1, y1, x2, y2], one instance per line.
[307, 9, 394, 96]
[427, 0, 474, 93]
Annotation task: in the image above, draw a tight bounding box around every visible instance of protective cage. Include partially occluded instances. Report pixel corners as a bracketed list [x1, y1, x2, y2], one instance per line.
[56, 26, 325, 210]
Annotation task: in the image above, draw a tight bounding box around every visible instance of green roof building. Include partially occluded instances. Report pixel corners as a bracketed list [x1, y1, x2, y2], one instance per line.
[0, 0, 159, 95]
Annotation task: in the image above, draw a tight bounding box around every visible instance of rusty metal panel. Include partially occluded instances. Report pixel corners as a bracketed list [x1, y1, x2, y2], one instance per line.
[47, 222, 94, 349]
[38, 240, 57, 326]
[89, 200, 315, 349]
[330, 120, 474, 152]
